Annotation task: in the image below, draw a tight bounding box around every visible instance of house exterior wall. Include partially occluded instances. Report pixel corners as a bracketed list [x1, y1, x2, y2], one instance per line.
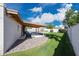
[27, 27, 42, 33]
[27, 27, 59, 33]
[4, 14, 22, 53]
[53, 28, 59, 32]
[38, 27, 46, 33]
[42, 28, 59, 33]
[43, 28, 50, 32]
[68, 24, 79, 56]
[27, 28, 36, 33]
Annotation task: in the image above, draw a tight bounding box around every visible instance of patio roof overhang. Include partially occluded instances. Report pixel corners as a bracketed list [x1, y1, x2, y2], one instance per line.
[6, 8, 46, 28]
[23, 22, 46, 28]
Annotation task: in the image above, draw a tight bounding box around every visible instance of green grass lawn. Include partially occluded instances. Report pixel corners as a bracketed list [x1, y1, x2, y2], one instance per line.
[6, 32, 75, 56]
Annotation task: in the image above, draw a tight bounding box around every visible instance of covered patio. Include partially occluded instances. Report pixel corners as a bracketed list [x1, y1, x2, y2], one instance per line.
[6, 8, 46, 38]
[5, 9, 47, 53]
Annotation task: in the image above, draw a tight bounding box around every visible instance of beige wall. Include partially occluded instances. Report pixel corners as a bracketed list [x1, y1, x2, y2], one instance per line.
[4, 13, 22, 53]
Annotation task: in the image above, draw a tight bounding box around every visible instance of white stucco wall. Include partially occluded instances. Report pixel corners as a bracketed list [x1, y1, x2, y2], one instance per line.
[27, 27, 59, 33]
[4, 14, 22, 53]
[42, 28, 59, 33]
[27, 27, 46, 33]
[27, 28, 36, 33]
[68, 24, 79, 56]
[38, 27, 45, 33]
[53, 28, 59, 32]
[43, 28, 50, 32]
[0, 4, 3, 55]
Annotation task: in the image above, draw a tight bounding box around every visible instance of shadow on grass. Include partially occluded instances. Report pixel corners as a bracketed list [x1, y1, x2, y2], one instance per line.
[45, 34, 61, 42]
[49, 35, 61, 42]
[53, 32, 75, 56]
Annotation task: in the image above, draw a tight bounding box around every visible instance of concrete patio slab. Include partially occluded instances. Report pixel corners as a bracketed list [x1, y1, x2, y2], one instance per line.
[6, 36, 48, 54]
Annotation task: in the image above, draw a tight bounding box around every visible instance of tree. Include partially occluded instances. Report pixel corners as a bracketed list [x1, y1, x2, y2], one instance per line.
[63, 9, 74, 27]
[63, 9, 79, 27]
[76, 11, 79, 23]
[68, 19, 77, 26]
[47, 24, 54, 29]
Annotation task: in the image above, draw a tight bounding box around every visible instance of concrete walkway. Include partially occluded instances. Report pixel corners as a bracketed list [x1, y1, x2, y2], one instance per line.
[6, 36, 48, 54]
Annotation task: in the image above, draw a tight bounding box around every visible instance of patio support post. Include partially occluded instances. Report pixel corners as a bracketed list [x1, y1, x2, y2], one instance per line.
[21, 25, 26, 36]
[38, 28, 39, 33]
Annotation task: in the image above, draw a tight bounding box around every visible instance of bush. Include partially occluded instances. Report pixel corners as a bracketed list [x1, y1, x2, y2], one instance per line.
[59, 29, 66, 33]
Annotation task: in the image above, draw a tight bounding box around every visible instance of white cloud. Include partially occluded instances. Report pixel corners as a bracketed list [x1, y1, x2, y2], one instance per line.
[74, 10, 78, 13]
[55, 24, 65, 29]
[28, 12, 65, 24]
[30, 16, 41, 23]
[57, 8, 67, 14]
[59, 24, 64, 27]
[41, 13, 55, 23]
[55, 25, 59, 28]
[31, 13, 55, 24]
[56, 8, 66, 21]
[26, 3, 73, 26]
[58, 3, 73, 13]
[29, 7, 42, 12]
[56, 3, 73, 21]
[65, 3, 72, 9]
[54, 13, 65, 21]
[59, 24, 65, 29]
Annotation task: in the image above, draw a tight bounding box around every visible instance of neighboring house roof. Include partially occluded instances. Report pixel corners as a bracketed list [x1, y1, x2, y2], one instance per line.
[6, 8, 46, 28]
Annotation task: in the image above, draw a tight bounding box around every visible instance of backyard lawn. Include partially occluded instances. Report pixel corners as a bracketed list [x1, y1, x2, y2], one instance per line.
[6, 32, 75, 56]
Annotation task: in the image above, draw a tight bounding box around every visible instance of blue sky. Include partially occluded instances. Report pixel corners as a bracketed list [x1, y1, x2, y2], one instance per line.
[5, 3, 79, 27]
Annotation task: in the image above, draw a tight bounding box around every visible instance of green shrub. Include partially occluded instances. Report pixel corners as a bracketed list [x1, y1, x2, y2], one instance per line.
[59, 29, 66, 33]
